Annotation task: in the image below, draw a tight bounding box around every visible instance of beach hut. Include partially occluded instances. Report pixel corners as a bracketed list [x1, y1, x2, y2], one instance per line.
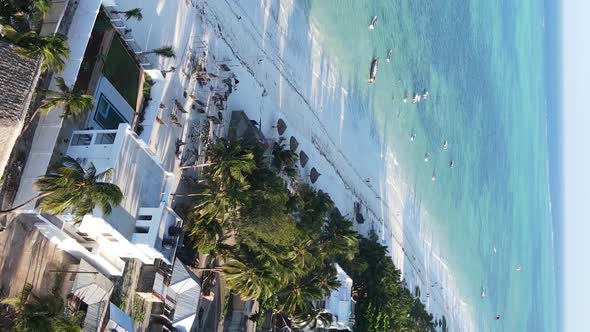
[310, 167, 321, 183]
[299, 150, 309, 167]
[277, 118, 287, 135]
[290, 136, 299, 152]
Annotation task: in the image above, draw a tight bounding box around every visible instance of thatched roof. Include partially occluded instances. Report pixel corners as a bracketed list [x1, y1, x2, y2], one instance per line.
[299, 150, 309, 167]
[0, 40, 40, 125]
[289, 136, 299, 152]
[310, 167, 321, 183]
[276, 118, 287, 135]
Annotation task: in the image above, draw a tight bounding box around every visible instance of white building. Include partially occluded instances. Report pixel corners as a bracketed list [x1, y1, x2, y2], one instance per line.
[318, 264, 355, 331]
[34, 123, 183, 276]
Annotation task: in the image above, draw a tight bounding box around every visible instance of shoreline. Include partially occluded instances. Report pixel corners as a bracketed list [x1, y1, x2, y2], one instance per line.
[194, 0, 475, 329]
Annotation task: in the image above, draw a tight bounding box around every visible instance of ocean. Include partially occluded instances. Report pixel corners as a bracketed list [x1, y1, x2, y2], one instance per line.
[304, 0, 559, 330]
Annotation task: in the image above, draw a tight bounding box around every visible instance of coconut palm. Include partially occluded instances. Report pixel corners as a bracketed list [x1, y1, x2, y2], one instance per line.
[112, 7, 143, 21]
[291, 308, 333, 329]
[1, 285, 81, 332]
[320, 210, 359, 262]
[38, 77, 93, 118]
[271, 137, 298, 176]
[185, 210, 225, 253]
[276, 267, 340, 315]
[1, 23, 70, 72]
[205, 138, 256, 193]
[0, 157, 123, 223]
[31, 0, 51, 16]
[223, 258, 280, 302]
[20, 76, 93, 133]
[144, 45, 175, 58]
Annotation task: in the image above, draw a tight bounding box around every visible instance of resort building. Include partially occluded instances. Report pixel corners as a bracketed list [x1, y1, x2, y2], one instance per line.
[34, 123, 182, 276]
[68, 260, 134, 332]
[317, 264, 355, 331]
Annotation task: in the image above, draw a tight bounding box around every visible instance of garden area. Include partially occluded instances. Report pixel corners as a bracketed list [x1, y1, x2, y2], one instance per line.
[182, 133, 438, 331]
[102, 35, 141, 109]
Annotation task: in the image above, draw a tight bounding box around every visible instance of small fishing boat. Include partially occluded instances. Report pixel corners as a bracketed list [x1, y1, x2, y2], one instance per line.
[481, 287, 486, 299]
[369, 16, 378, 29]
[386, 49, 392, 62]
[368, 58, 379, 83]
[412, 93, 421, 104]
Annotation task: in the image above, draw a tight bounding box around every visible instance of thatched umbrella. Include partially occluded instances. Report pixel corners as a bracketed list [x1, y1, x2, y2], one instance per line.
[310, 167, 321, 184]
[299, 151, 309, 167]
[289, 136, 299, 152]
[277, 119, 287, 135]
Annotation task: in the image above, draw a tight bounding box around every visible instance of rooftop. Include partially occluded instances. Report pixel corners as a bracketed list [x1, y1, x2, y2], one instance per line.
[152, 258, 201, 331]
[0, 40, 40, 125]
[67, 124, 173, 239]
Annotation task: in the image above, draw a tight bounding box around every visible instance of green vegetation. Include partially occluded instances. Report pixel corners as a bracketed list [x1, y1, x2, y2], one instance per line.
[0, 0, 49, 32]
[135, 74, 155, 135]
[111, 8, 143, 21]
[145, 45, 175, 58]
[185, 137, 356, 327]
[0, 284, 82, 331]
[103, 36, 140, 108]
[1, 1, 70, 72]
[38, 77, 93, 118]
[341, 231, 436, 331]
[0, 156, 123, 223]
[131, 295, 145, 322]
[185, 136, 436, 330]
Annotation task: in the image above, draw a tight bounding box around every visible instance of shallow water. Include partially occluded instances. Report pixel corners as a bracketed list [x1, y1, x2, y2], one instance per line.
[306, 0, 558, 330]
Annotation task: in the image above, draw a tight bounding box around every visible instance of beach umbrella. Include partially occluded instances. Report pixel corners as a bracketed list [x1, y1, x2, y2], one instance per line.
[310, 167, 321, 184]
[289, 136, 298, 152]
[277, 119, 287, 135]
[299, 151, 309, 167]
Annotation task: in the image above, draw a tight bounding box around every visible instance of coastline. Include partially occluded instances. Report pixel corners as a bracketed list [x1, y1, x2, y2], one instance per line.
[194, 0, 476, 330]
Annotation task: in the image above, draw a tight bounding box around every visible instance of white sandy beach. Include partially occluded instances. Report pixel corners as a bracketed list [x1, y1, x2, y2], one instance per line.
[116, 0, 475, 329]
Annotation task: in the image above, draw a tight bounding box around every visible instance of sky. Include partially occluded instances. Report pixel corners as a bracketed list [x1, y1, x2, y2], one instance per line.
[561, 0, 590, 330]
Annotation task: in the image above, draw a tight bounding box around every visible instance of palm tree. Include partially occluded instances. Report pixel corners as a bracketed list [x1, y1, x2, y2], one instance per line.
[271, 137, 298, 176]
[21, 76, 93, 133]
[38, 77, 94, 118]
[276, 267, 340, 315]
[111, 8, 143, 21]
[185, 211, 225, 253]
[205, 138, 256, 193]
[51, 312, 83, 332]
[1, 23, 71, 72]
[1, 285, 81, 331]
[32, 0, 51, 17]
[144, 45, 175, 58]
[0, 157, 123, 223]
[291, 308, 333, 329]
[223, 258, 280, 302]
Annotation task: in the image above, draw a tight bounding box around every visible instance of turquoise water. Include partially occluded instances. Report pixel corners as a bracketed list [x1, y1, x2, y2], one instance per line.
[306, 0, 558, 330]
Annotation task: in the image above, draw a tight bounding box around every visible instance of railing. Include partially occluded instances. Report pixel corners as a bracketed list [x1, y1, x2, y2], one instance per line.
[102, 6, 152, 69]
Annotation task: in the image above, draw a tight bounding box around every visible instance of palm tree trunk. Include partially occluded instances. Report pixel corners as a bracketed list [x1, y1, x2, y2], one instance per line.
[0, 192, 50, 231]
[0, 192, 48, 214]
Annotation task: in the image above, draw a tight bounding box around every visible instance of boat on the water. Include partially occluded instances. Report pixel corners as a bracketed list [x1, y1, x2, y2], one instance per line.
[369, 16, 378, 29]
[386, 49, 392, 62]
[368, 58, 379, 83]
[481, 287, 486, 299]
